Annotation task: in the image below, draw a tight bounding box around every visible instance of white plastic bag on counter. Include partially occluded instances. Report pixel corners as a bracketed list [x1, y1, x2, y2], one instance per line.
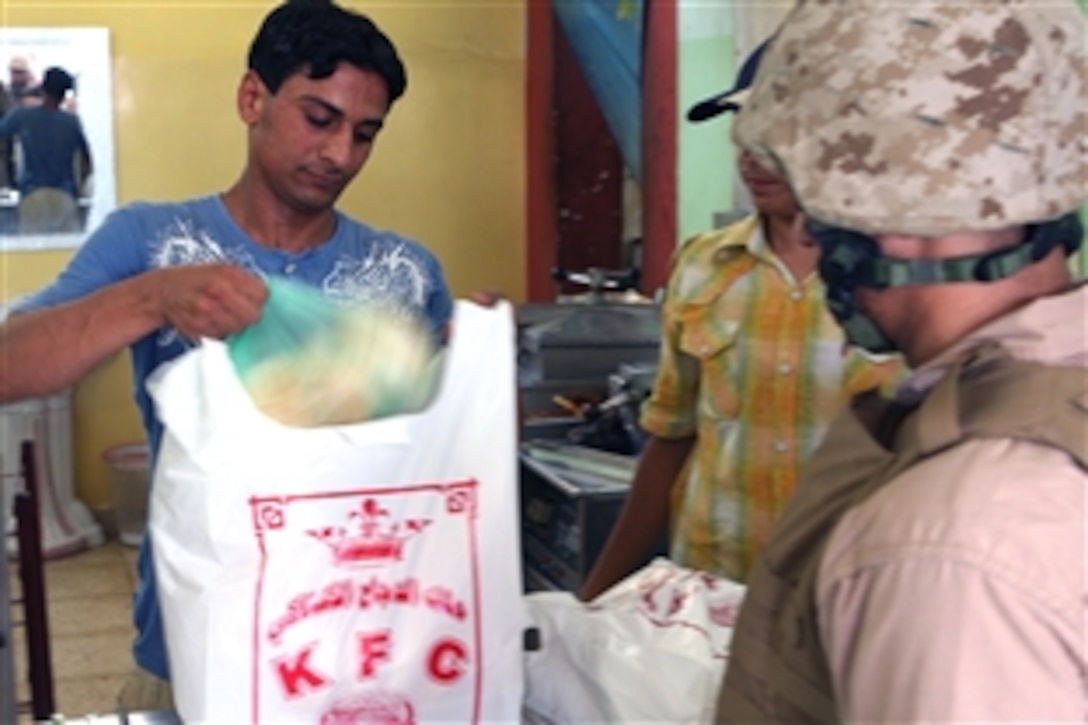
[523, 558, 746, 724]
[148, 302, 527, 724]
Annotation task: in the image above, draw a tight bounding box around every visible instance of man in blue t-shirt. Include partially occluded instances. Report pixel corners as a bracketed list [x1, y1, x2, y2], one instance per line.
[0, 1, 453, 712]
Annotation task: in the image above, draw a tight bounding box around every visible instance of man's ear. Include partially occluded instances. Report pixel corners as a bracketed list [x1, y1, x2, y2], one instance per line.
[237, 70, 267, 126]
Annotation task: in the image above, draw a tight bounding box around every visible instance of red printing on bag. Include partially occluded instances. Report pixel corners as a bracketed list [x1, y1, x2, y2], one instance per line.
[248, 481, 483, 724]
[588, 567, 742, 661]
[309, 498, 432, 564]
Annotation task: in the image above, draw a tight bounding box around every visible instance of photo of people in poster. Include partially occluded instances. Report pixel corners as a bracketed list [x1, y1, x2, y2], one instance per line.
[0, 28, 115, 245]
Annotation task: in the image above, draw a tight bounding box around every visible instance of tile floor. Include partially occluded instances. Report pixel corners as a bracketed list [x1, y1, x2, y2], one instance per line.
[9, 540, 139, 721]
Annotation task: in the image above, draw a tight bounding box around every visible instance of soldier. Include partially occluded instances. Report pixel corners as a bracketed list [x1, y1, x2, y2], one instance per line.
[715, 1, 1087, 722]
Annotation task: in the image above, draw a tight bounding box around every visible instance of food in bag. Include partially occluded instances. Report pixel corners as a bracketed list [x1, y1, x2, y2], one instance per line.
[228, 277, 440, 427]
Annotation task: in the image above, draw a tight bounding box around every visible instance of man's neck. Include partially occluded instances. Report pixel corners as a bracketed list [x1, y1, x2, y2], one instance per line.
[763, 213, 797, 251]
[762, 212, 818, 281]
[222, 176, 337, 254]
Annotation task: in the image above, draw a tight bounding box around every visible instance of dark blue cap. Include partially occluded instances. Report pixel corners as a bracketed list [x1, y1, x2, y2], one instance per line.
[687, 37, 772, 122]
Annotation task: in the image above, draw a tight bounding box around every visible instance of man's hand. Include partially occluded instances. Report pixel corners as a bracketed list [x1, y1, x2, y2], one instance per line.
[157, 264, 267, 340]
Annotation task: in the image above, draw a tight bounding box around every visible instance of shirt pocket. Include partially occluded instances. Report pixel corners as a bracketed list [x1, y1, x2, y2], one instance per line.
[677, 308, 742, 422]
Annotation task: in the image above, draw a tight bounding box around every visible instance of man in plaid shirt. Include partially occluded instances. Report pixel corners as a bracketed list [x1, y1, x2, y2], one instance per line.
[580, 40, 905, 599]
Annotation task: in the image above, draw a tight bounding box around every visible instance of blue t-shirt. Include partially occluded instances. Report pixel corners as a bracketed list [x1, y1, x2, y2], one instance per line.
[15, 195, 453, 680]
[0, 106, 90, 196]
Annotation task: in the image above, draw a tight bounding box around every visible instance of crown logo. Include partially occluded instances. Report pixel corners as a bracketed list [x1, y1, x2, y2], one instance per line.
[308, 498, 432, 567]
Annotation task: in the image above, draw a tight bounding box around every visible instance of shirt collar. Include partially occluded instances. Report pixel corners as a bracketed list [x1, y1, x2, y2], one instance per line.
[711, 215, 765, 265]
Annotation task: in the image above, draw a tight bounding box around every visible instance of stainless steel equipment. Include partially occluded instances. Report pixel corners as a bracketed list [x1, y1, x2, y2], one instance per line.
[518, 264, 659, 383]
[559, 361, 657, 455]
[550, 266, 645, 305]
[516, 293, 661, 445]
[520, 442, 635, 592]
[516, 270, 666, 593]
[517, 303, 661, 385]
[520, 441, 667, 592]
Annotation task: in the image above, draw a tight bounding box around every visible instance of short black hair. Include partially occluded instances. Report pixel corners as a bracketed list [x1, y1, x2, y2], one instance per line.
[247, 0, 407, 105]
[41, 67, 74, 99]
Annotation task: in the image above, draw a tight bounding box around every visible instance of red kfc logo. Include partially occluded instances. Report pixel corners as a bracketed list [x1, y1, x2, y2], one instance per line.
[272, 643, 331, 698]
[428, 638, 469, 685]
[358, 629, 392, 679]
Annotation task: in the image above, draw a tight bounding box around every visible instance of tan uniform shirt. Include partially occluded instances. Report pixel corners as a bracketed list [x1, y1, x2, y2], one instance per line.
[817, 285, 1088, 722]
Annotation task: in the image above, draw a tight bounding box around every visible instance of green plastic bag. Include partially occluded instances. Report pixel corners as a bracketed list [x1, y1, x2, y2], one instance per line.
[227, 278, 441, 427]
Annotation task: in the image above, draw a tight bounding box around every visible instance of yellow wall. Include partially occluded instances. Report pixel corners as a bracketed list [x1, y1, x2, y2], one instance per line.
[0, 1, 527, 509]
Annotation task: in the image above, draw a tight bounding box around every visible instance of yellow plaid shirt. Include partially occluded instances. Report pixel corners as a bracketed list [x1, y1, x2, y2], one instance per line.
[640, 216, 907, 582]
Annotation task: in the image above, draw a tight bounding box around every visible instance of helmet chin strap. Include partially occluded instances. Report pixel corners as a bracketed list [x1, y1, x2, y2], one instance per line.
[865, 214, 1083, 288]
[808, 213, 1084, 355]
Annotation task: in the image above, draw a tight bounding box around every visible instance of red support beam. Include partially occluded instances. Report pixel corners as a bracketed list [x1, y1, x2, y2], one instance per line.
[552, 24, 624, 285]
[525, 0, 558, 302]
[640, 0, 678, 295]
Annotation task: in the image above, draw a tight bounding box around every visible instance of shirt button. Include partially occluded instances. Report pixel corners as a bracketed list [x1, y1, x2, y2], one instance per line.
[790, 289, 803, 302]
[774, 440, 789, 454]
[778, 362, 792, 376]
[284, 263, 297, 274]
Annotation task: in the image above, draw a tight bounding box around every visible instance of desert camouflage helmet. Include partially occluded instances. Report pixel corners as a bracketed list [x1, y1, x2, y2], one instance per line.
[733, 0, 1088, 236]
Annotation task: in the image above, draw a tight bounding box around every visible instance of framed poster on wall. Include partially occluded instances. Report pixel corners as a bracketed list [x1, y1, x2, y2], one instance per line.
[0, 27, 115, 251]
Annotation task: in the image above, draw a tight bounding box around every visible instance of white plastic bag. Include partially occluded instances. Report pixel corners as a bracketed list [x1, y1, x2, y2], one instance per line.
[524, 558, 746, 724]
[148, 301, 527, 724]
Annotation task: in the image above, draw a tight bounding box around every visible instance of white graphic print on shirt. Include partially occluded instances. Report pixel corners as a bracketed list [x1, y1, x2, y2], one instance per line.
[322, 241, 428, 313]
[149, 220, 432, 348]
[151, 220, 263, 274]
